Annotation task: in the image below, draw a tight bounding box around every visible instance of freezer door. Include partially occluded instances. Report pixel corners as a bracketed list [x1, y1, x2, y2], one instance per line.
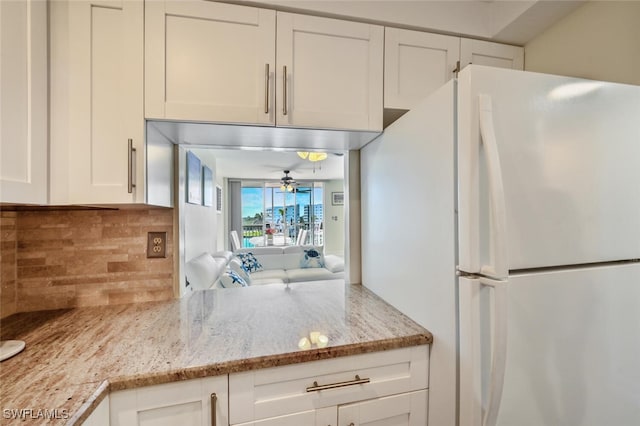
[460, 263, 640, 426]
[459, 276, 509, 426]
[458, 65, 640, 272]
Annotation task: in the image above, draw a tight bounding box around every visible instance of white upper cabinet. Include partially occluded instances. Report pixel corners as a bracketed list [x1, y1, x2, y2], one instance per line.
[384, 28, 460, 110]
[383, 28, 522, 111]
[145, 1, 383, 132]
[460, 38, 524, 70]
[0, 0, 47, 204]
[276, 12, 383, 131]
[50, 0, 145, 204]
[145, 1, 276, 125]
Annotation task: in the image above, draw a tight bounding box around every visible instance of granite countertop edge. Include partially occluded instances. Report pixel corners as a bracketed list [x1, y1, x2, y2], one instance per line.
[71, 333, 431, 425]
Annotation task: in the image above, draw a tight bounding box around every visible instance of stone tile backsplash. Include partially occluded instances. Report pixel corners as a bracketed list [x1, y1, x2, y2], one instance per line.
[1, 211, 18, 318]
[0, 208, 175, 318]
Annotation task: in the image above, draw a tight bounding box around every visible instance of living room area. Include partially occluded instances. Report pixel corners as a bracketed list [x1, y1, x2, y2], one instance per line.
[178, 146, 350, 292]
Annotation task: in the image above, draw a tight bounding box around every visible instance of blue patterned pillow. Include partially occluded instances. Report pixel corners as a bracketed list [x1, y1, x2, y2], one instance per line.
[220, 270, 248, 288]
[236, 252, 263, 273]
[300, 247, 325, 268]
[229, 258, 252, 285]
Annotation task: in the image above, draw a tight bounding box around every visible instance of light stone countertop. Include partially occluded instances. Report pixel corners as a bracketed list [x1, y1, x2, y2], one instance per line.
[0, 281, 432, 425]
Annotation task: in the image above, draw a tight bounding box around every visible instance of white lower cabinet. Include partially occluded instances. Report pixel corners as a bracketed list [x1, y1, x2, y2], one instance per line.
[338, 390, 428, 426]
[83, 395, 110, 426]
[109, 376, 228, 426]
[233, 407, 335, 426]
[229, 345, 429, 426]
[233, 391, 428, 426]
[105, 346, 428, 426]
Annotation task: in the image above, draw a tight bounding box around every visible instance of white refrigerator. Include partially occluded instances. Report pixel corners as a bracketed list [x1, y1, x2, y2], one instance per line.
[360, 65, 640, 426]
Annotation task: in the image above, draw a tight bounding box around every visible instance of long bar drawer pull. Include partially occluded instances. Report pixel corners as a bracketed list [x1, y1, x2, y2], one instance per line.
[127, 139, 137, 194]
[282, 65, 288, 116]
[210, 393, 217, 426]
[306, 375, 370, 392]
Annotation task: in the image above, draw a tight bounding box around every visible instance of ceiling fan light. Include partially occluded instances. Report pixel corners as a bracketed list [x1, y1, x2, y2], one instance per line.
[280, 184, 286, 191]
[287, 185, 293, 192]
[297, 152, 309, 160]
[308, 152, 328, 162]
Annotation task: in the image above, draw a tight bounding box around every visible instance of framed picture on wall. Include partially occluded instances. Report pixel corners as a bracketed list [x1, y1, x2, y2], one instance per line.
[186, 151, 202, 205]
[331, 191, 344, 206]
[202, 166, 213, 207]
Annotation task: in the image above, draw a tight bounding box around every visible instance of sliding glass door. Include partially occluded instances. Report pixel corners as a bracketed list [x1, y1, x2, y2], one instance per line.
[240, 181, 323, 248]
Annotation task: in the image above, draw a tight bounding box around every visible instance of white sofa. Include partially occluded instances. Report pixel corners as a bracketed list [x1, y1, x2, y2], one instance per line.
[185, 247, 344, 290]
[184, 251, 233, 290]
[233, 246, 345, 285]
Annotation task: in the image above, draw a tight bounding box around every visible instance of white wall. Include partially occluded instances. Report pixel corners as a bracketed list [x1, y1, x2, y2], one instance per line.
[323, 179, 344, 256]
[185, 149, 219, 261]
[525, 1, 640, 86]
[345, 151, 361, 284]
[177, 147, 219, 295]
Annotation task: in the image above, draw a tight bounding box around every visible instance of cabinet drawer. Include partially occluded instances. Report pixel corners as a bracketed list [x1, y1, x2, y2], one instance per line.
[229, 345, 428, 424]
[338, 389, 428, 426]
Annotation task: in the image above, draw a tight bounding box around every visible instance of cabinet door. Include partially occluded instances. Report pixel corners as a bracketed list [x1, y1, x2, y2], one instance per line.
[50, 0, 144, 204]
[338, 390, 428, 426]
[384, 28, 460, 110]
[0, 0, 47, 204]
[110, 376, 228, 426]
[276, 13, 383, 131]
[460, 39, 524, 70]
[82, 395, 110, 426]
[234, 407, 335, 426]
[146, 0, 276, 125]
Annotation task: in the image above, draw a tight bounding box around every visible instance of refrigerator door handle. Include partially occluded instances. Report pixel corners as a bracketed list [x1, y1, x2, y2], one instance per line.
[478, 94, 508, 279]
[480, 277, 508, 426]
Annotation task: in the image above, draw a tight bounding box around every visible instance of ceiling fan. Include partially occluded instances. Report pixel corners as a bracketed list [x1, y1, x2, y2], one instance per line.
[279, 170, 297, 192]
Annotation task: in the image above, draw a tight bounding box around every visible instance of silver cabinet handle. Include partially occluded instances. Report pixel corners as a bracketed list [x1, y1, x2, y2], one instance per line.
[306, 375, 370, 392]
[282, 65, 288, 116]
[210, 393, 217, 426]
[453, 60, 461, 76]
[127, 139, 136, 194]
[264, 63, 270, 114]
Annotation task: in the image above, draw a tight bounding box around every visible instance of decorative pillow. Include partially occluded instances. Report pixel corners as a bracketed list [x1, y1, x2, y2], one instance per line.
[323, 254, 345, 273]
[236, 252, 263, 273]
[220, 269, 248, 288]
[229, 258, 252, 285]
[300, 247, 325, 269]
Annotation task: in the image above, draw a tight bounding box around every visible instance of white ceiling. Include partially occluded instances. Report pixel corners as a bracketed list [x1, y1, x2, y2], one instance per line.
[194, 148, 345, 181]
